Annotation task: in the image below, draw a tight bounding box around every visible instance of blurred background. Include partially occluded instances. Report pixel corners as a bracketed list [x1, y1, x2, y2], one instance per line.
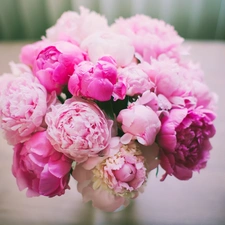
[0, 0, 225, 41]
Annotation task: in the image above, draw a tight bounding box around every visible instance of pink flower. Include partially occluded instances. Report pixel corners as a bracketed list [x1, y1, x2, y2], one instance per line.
[45, 97, 113, 163]
[46, 7, 108, 45]
[118, 63, 154, 96]
[0, 73, 48, 145]
[157, 108, 216, 180]
[72, 141, 150, 212]
[20, 40, 50, 69]
[181, 61, 218, 111]
[142, 58, 193, 107]
[111, 15, 183, 62]
[81, 31, 135, 67]
[68, 56, 119, 101]
[12, 131, 72, 197]
[192, 80, 218, 111]
[117, 104, 161, 146]
[35, 41, 85, 94]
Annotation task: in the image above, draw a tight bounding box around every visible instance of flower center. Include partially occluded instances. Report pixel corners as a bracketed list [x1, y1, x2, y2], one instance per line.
[113, 163, 137, 182]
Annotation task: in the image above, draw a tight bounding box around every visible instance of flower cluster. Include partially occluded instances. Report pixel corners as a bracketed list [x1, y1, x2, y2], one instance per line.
[0, 7, 217, 212]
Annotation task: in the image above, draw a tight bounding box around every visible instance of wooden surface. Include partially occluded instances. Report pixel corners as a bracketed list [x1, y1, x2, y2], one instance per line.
[0, 41, 225, 225]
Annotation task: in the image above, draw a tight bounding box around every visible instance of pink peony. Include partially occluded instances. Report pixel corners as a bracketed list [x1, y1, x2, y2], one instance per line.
[142, 57, 193, 107]
[81, 31, 135, 67]
[111, 14, 183, 62]
[157, 108, 216, 180]
[117, 104, 161, 146]
[35, 41, 85, 94]
[192, 80, 218, 111]
[20, 40, 50, 69]
[0, 72, 48, 145]
[72, 141, 151, 212]
[45, 97, 113, 163]
[181, 61, 218, 111]
[117, 63, 154, 96]
[12, 131, 72, 197]
[46, 7, 108, 45]
[68, 56, 119, 101]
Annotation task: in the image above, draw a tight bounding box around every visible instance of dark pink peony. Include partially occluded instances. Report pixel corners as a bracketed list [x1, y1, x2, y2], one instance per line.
[157, 108, 216, 180]
[68, 56, 122, 101]
[35, 41, 85, 93]
[12, 131, 72, 197]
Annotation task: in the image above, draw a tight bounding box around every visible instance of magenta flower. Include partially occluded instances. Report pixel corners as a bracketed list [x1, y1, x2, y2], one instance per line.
[117, 104, 161, 146]
[68, 56, 119, 101]
[35, 41, 85, 93]
[72, 141, 151, 212]
[0, 73, 48, 145]
[12, 131, 72, 197]
[157, 108, 216, 180]
[45, 97, 113, 163]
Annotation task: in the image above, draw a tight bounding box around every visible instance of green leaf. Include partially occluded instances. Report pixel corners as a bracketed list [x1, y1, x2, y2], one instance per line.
[97, 100, 115, 120]
[156, 165, 159, 177]
[112, 96, 129, 117]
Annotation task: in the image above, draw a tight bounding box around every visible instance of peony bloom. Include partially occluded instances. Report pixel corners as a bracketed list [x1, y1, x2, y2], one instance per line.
[35, 41, 85, 94]
[12, 131, 72, 197]
[68, 56, 120, 101]
[157, 108, 216, 180]
[20, 40, 50, 69]
[191, 79, 218, 111]
[111, 14, 184, 62]
[117, 104, 161, 146]
[73, 141, 154, 212]
[142, 57, 193, 107]
[81, 31, 135, 67]
[0, 72, 48, 145]
[46, 7, 108, 45]
[181, 61, 218, 111]
[117, 63, 154, 96]
[45, 97, 113, 163]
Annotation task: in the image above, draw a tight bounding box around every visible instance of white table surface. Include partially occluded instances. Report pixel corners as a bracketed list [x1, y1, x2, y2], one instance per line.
[0, 41, 225, 225]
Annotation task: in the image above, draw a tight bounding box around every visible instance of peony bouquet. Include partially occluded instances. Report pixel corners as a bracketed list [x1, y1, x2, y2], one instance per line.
[0, 7, 217, 212]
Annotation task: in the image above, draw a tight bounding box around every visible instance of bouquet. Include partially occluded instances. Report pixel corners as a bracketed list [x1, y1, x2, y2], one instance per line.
[0, 7, 217, 212]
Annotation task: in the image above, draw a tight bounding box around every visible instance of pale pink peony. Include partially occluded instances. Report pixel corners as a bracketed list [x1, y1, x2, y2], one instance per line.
[111, 14, 184, 62]
[35, 41, 85, 94]
[191, 80, 218, 111]
[68, 56, 121, 101]
[46, 7, 108, 45]
[0, 72, 48, 145]
[157, 108, 216, 181]
[12, 131, 72, 197]
[72, 141, 152, 212]
[183, 62, 218, 111]
[117, 104, 161, 146]
[117, 63, 154, 96]
[142, 57, 193, 107]
[45, 97, 113, 163]
[81, 31, 135, 67]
